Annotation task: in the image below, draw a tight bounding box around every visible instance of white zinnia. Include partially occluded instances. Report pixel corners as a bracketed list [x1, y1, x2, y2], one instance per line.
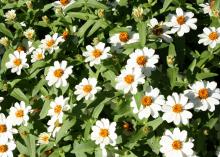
[199, 3, 212, 16]
[37, 132, 51, 145]
[5, 50, 29, 75]
[115, 67, 145, 94]
[126, 47, 159, 76]
[74, 78, 102, 101]
[166, 8, 197, 37]
[130, 86, 165, 119]
[23, 28, 35, 40]
[83, 42, 112, 67]
[198, 27, 220, 48]
[4, 9, 16, 21]
[162, 93, 194, 125]
[91, 118, 117, 149]
[45, 60, 73, 88]
[53, 0, 76, 10]
[160, 128, 194, 157]
[0, 138, 16, 157]
[47, 118, 62, 138]
[184, 80, 220, 112]
[31, 48, 45, 63]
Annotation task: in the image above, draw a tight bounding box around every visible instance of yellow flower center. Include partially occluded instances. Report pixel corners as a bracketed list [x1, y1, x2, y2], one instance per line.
[208, 32, 218, 41]
[62, 31, 69, 40]
[83, 85, 92, 93]
[41, 135, 50, 142]
[37, 53, 43, 60]
[198, 88, 209, 99]
[124, 74, 134, 84]
[119, 32, 129, 42]
[54, 105, 62, 114]
[54, 69, 64, 78]
[172, 140, 182, 150]
[15, 109, 24, 118]
[0, 124, 7, 133]
[176, 16, 185, 25]
[136, 55, 147, 66]
[141, 96, 153, 107]
[99, 129, 109, 137]
[92, 49, 102, 58]
[172, 104, 183, 113]
[47, 39, 55, 47]
[60, 0, 69, 6]
[0, 145, 8, 153]
[13, 59, 22, 66]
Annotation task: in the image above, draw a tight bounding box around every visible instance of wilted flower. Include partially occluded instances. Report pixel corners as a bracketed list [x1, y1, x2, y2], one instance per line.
[132, 6, 144, 20]
[4, 9, 16, 22]
[0, 37, 9, 47]
[23, 28, 35, 40]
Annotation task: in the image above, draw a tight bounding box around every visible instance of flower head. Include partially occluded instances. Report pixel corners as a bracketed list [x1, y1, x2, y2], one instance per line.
[4, 10, 16, 21]
[31, 48, 45, 63]
[37, 132, 51, 145]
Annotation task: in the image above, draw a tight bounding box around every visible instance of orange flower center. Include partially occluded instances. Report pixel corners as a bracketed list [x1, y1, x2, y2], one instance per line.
[124, 74, 134, 84]
[92, 49, 102, 58]
[172, 104, 183, 113]
[54, 69, 64, 78]
[119, 32, 129, 42]
[141, 96, 153, 107]
[17, 46, 26, 52]
[13, 59, 22, 66]
[62, 31, 69, 40]
[41, 135, 50, 142]
[47, 39, 55, 47]
[54, 105, 62, 114]
[0, 124, 7, 133]
[136, 56, 147, 66]
[198, 88, 209, 99]
[99, 129, 109, 137]
[15, 109, 24, 118]
[37, 53, 43, 60]
[172, 140, 182, 150]
[208, 32, 218, 41]
[83, 85, 92, 93]
[60, 0, 69, 6]
[176, 16, 185, 25]
[0, 145, 8, 153]
[152, 25, 164, 36]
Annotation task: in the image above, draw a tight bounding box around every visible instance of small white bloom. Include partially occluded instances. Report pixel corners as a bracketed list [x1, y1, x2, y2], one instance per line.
[0, 97, 3, 103]
[198, 27, 220, 48]
[109, 27, 139, 51]
[0, 37, 9, 47]
[5, 51, 29, 75]
[40, 33, 64, 54]
[166, 8, 197, 37]
[20, 22, 26, 27]
[83, 42, 112, 67]
[45, 60, 73, 88]
[130, 86, 165, 119]
[0, 138, 16, 156]
[37, 132, 51, 145]
[132, 6, 144, 19]
[31, 48, 45, 63]
[8, 101, 32, 126]
[91, 118, 117, 149]
[74, 78, 102, 101]
[53, 0, 76, 10]
[115, 67, 145, 94]
[160, 128, 194, 157]
[148, 18, 173, 43]
[4, 9, 16, 21]
[47, 95, 70, 122]
[24, 28, 35, 40]
[184, 80, 220, 112]
[47, 118, 62, 138]
[16, 39, 35, 55]
[162, 93, 194, 125]
[199, 3, 212, 16]
[126, 47, 159, 76]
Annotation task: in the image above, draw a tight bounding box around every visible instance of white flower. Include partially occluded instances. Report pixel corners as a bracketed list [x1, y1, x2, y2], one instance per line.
[162, 93, 194, 125]
[148, 18, 173, 43]
[83, 42, 112, 67]
[184, 80, 220, 112]
[109, 27, 139, 51]
[0, 97, 3, 103]
[37, 132, 51, 145]
[17, 39, 35, 55]
[198, 27, 220, 48]
[4, 9, 16, 21]
[31, 48, 45, 63]
[0, 138, 16, 157]
[199, 3, 212, 16]
[8, 101, 31, 126]
[40, 33, 64, 54]
[5, 51, 29, 75]
[0, 37, 9, 47]
[126, 47, 159, 76]
[160, 128, 194, 157]
[91, 118, 117, 149]
[115, 67, 145, 94]
[0, 113, 18, 141]
[74, 78, 102, 101]
[130, 86, 165, 119]
[101, 147, 119, 157]
[47, 118, 62, 137]
[53, 0, 76, 10]
[47, 95, 70, 122]
[45, 60, 73, 88]
[24, 28, 35, 40]
[166, 8, 197, 37]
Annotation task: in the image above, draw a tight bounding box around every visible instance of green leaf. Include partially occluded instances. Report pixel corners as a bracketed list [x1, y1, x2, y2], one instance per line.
[71, 141, 96, 154]
[0, 23, 13, 38]
[168, 43, 176, 57]
[196, 72, 218, 80]
[167, 67, 179, 89]
[87, 0, 108, 10]
[39, 99, 51, 119]
[161, 0, 173, 12]
[147, 117, 163, 131]
[0, 48, 13, 72]
[16, 141, 29, 155]
[205, 117, 219, 129]
[10, 88, 29, 104]
[87, 20, 108, 37]
[188, 59, 197, 72]
[42, 3, 53, 12]
[92, 97, 111, 118]
[137, 22, 146, 47]
[68, 12, 97, 20]
[77, 20, 95, 37]
[147, 136, 161, 155]
[32, 78, 46, 97]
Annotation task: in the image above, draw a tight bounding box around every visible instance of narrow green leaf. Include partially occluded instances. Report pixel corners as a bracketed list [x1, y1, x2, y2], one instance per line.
[0, 23, 13, 38]
[39, 100, 51, 119]
[92, 98, 111, 118]
[167, 67, 179, 89]
[161, 0, 173, 12]
[87, 20, 108, 37]
[10, 88, 29, 104]
[87, 0, 108, 10]
[32, 79, 46, 97]
[16, 141, 29, 155]
[137, 22, 146, 47]
[77, 20, 95, 37]
[196, 72, 218, 80]
[188, 59, 197, 72]
[168, 43, 176, 57]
